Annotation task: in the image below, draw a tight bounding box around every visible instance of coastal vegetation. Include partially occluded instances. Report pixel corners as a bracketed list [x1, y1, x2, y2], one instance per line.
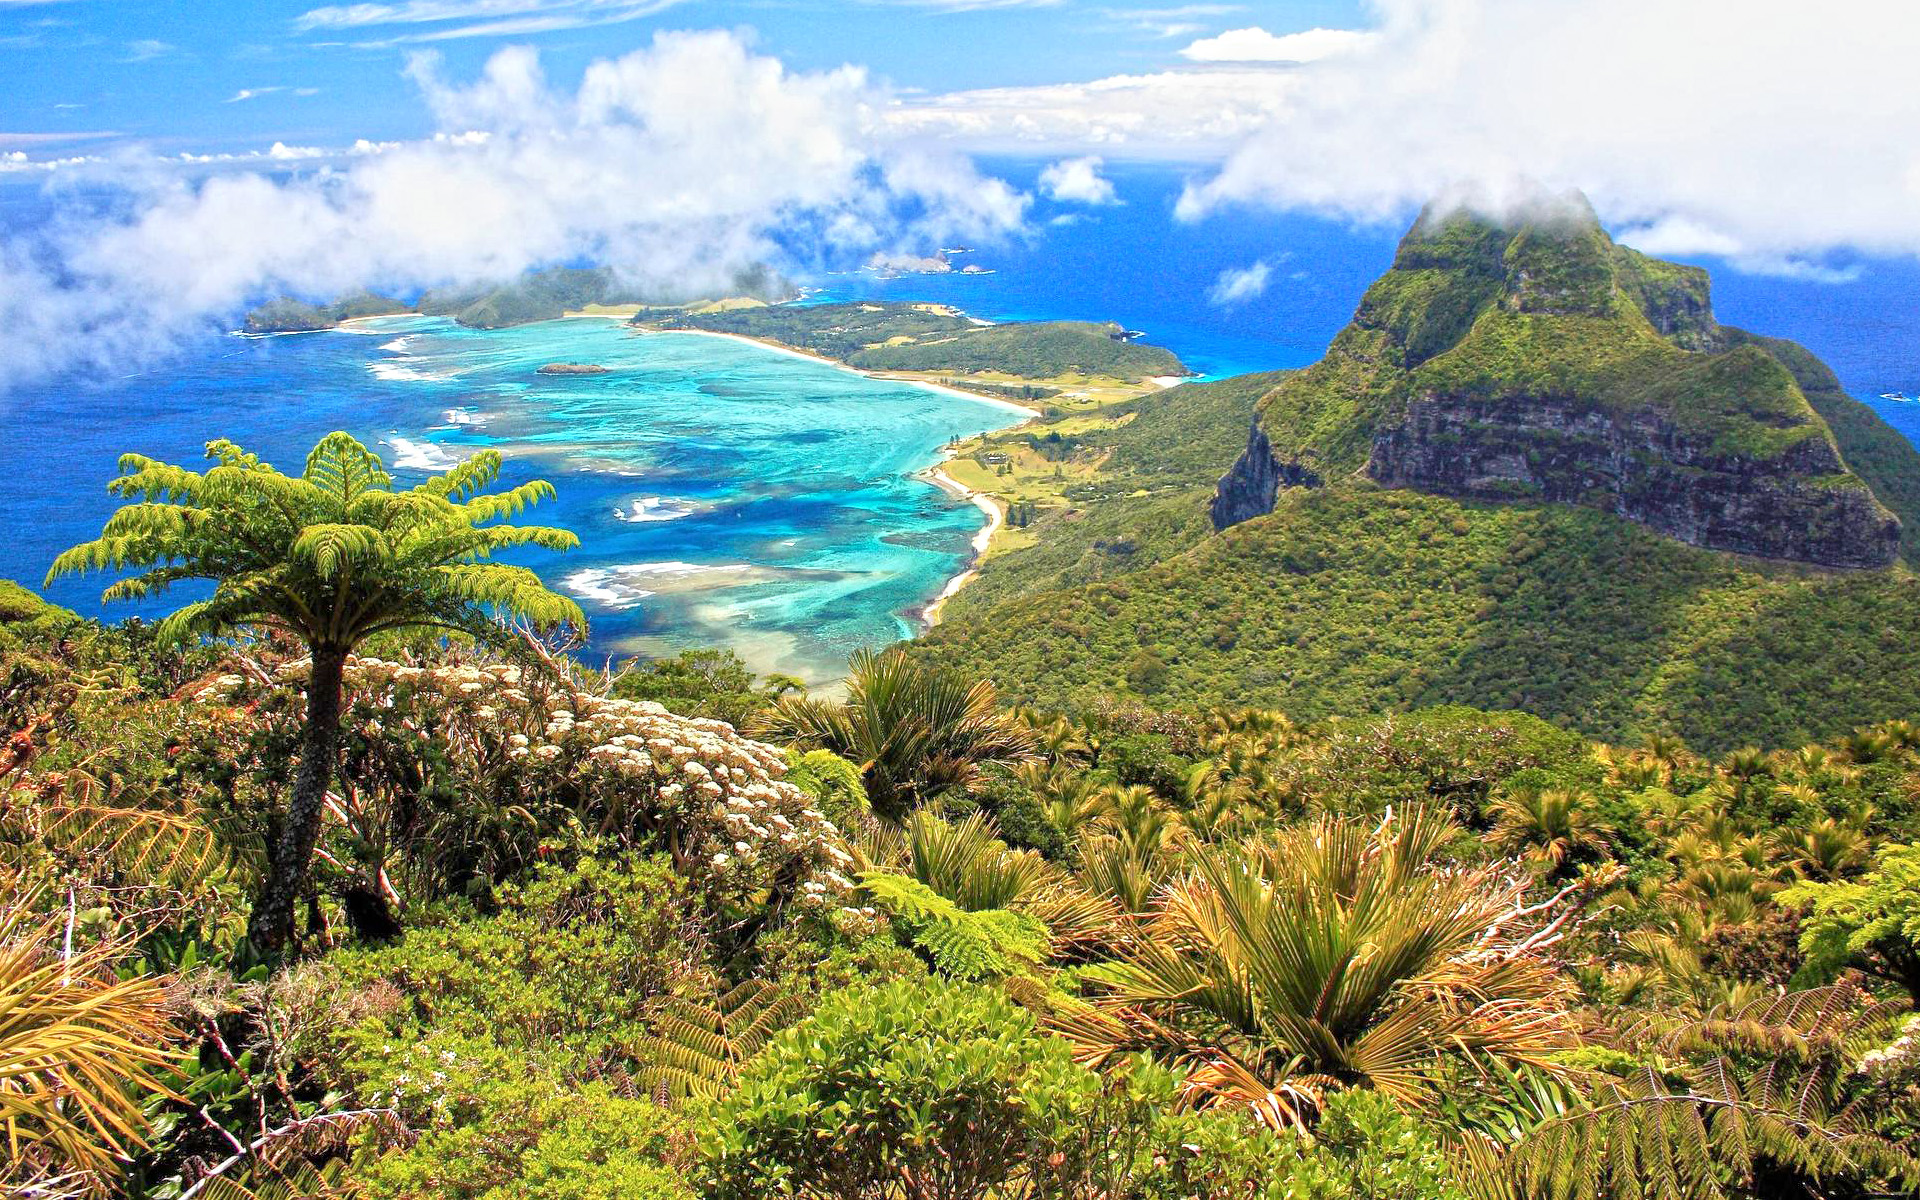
[5, 515, 1919, 1197]
[915, 202, 1920, 751]
[644, 300, 1189, 384]
[242, 265, 790, 333]
[20, 201, 1920, 1200]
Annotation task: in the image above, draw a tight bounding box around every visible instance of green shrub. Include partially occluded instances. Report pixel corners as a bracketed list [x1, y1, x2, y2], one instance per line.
[782, 747, 869, 831]
[700, 978, 1098, 1199]
[355, 1080, 691, 1200]
[1097, 732, 1193, 799]
[312, 856, 700, 1089]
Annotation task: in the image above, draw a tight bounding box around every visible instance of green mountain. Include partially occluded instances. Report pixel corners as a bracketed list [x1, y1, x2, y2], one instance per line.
[913, 200, 1920, 751]
[1212, 195, 1903, 568]
[242, 290, 410, 333]
[242, 265, 791, 333]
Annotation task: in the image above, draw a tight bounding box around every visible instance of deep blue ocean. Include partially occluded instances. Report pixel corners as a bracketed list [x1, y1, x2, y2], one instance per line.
[3, 160, 1918, 683]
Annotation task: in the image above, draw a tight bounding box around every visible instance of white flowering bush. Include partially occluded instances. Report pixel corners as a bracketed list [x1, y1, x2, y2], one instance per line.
[187, 651, 856, 925]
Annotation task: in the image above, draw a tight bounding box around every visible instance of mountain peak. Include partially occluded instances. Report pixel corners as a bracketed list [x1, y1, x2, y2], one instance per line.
[1211, 199, 1903, 569]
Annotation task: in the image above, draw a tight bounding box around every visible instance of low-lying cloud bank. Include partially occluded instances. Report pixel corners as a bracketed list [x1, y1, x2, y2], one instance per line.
[0, 31, 1025, 392]
[1172, 0, 1920, 269]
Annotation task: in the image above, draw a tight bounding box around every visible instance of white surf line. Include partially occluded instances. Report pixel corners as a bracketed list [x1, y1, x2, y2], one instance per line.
[917, 462, 1005, 628]
[646, 327, 1041, 418]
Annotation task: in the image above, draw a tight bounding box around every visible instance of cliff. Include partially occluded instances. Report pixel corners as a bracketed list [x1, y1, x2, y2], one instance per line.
[1212, 196, 1904, 569]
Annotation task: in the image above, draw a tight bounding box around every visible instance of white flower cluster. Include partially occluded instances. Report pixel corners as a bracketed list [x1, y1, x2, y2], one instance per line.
[331, 657, 856, 909]
[190, 673, 249, 702]
[1856, 1014, 1920, 1080]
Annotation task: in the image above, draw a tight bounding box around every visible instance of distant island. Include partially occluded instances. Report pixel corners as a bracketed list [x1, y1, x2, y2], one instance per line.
[241, 264, 791, 333]
[243, 290, 412, 333]
[536, 362, 610, 375]
[638, 300, 1188, 385]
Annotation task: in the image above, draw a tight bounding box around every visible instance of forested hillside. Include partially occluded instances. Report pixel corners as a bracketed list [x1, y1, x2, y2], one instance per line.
[918, 202, 1920, 751]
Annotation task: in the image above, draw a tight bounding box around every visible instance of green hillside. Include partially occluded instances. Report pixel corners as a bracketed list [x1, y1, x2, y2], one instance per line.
[914, 201, 1920, 752]
[914, 487, 1920, 752]
[650, 301, 1188, 382]
[1216, 199, 1901, 568]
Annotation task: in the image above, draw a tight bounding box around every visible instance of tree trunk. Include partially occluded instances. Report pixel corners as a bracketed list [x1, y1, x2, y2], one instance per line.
[248, 645, 347, 954]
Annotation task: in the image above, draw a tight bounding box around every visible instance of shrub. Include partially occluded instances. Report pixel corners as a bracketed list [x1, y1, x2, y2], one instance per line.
[354, 1080, 692, 1200]
[700, 979, 1099, 1199]
[310, 856, 701, 1089]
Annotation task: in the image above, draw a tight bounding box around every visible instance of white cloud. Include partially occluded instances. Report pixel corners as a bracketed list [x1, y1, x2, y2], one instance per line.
[122, 39, 176, 62]
[1208, 259, 1270, 305]
[294, 0, 689, 38]
[888, 67, 1292, 158]
[225, 87, 285, 102]
[1175, 0, 1920, 264]
[1179, 26, 1373, 63]
[1038, 155, 1116, 204]
[0, 32, 1029, 392]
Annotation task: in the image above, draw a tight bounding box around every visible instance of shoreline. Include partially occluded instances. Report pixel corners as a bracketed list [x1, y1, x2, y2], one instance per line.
[915, 462, 1004, 628]
[637, 327, 1033, 629]
[641, 327, 1043, 418]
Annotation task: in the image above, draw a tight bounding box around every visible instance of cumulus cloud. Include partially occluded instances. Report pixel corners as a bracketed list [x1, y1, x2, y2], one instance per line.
[888, 67, 1291, 157]
[1208, 259, 1270, 305]
[0, 31, 1028, 392]
[1179, 26, 1373, 63]
[1038, 155, 1117, 204]
[1175, 0, 1920, 264]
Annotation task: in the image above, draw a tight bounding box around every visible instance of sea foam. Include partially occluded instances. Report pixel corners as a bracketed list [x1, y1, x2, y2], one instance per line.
[381, 437, 463, 471]
[613, 496, 701, 523]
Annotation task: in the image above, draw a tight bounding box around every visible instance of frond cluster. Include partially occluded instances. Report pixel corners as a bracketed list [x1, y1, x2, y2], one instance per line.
[49, 432, 584, 650]
[859, 871, 1051, 979]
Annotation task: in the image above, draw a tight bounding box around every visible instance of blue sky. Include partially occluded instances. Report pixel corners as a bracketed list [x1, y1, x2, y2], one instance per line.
[0, 0, 1915, 395]
[1, 0, 1363, 153]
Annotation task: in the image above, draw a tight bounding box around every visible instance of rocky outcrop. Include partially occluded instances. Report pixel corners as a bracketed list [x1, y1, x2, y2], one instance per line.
[1210, 424, 1321, 530]
[1366, 396, 1900, 568]
[1206, 195, 1907, 571]
[536, 363, 610, 375]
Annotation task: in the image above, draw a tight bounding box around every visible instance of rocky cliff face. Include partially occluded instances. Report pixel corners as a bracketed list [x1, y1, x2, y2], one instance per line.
[1366, 395, 1899, 567]
[1210, 196, 1905, 570]
[1210, 424, 1321, 529]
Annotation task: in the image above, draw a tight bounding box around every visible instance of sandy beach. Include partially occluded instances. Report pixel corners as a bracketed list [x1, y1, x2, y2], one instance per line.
[644, 327, 1043, 418]
[917, 464, 1003, 627]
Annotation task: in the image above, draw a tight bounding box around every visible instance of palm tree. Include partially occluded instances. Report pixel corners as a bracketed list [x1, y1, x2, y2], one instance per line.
[1490, 787, 1607, 876]
[758, 648, 1036, 821]
[48, 434, 582, 951]
[1056, 807, 1578, 1123]
[0, 891, 176, 1193]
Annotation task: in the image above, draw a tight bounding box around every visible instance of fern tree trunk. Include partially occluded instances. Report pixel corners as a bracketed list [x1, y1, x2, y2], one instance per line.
[248, 645, 347, 953]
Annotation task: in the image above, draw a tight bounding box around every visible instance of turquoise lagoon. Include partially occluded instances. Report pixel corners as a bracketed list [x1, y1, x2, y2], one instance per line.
[6, 316, 1024, 686]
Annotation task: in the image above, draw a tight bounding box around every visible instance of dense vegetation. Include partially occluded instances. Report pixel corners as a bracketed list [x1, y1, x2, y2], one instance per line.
[8, 574, 1919, 1198]
[649, 301, 1189, 382]
[917, 485, 1920, 751]
[22, 203, 1920, 1200]
[244, 293, 411, 333]
[918, 203, 1920, 749]
[243, 265, 789, 332]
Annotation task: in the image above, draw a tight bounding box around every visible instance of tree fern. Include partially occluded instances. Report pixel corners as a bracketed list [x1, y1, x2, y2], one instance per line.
[859, 871, 1050, 979]
[634, 979, 803, 1100]
[48, 433, 581, 951]
[1492, 987, 1919, 1200]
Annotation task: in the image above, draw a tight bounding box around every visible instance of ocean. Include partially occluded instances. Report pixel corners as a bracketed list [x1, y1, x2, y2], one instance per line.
[4, 160, 1918, 684]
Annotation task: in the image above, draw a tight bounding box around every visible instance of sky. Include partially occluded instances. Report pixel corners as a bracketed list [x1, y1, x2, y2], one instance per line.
[0, 0, 1366, 152]
[2, 0, 1919, 393]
